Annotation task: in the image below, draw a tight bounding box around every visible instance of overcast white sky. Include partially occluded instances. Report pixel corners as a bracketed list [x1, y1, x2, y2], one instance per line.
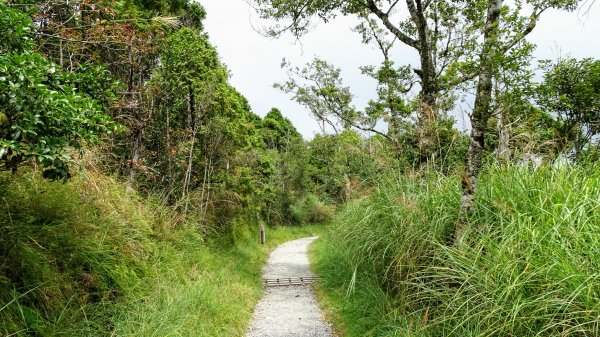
[201, 1, 600, 139]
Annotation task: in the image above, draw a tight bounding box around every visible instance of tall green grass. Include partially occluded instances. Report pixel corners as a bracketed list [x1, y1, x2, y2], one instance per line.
[0, 169, 324, 336]
[312, 165, 599, 337]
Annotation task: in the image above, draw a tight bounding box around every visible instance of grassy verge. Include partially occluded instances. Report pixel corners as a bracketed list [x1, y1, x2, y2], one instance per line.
[311, 165, 599, 337]
[0, 169, 324, 336]
[310, 237, 402, 337]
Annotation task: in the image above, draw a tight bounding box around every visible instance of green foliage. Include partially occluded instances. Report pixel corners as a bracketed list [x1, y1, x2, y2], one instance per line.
[261, 108, 301, 150]
[275, 56, 468, 171]
[0, 169, 159, 335]
[536, 58, 600, 159]
[160, 28, 224, 88]
[0, 3, 33, 53]
[289, 193, 334, 225]
[5, 1, 598, 336]
[0, 3, 119, 179]
[275, 58, 357, 133]
[314, 165, 600, 336]
[361, 60, 414, 122]
[307, 130, 396, 201]
[59, 64, 121, 109]
[255, 107, 330, 226]
[139, 25, 274, 230]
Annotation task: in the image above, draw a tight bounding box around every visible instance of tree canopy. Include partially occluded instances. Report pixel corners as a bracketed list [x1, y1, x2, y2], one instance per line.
[536, 58, 600, 158]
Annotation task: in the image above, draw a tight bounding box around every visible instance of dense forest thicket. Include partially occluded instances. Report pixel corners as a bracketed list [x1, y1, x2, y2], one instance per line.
[1, 0, 599, 336]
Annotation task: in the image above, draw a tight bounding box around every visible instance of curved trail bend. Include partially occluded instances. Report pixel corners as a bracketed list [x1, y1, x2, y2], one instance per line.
[246, 237, 333, 337]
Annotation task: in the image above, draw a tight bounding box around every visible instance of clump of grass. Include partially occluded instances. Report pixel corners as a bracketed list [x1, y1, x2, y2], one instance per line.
[0, 169, 325, 336]
[313, 165, 600, 337]
[1, 169, 156, 336]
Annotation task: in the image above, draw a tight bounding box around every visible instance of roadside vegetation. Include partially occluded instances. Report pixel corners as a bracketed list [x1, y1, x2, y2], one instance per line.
[0, 166, 324, 336]
[312, 164, 599, 337]
[1, 2, 332, 334]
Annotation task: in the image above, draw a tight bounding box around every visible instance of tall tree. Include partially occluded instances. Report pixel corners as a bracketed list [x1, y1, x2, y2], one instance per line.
[251, 0, 483, 160]
[8, 0, 208, 180]
[353, 16, 417, 147]
[261, 108, 302, 150]
[150, 28, 226, 204]
[275, 58, 358, 135]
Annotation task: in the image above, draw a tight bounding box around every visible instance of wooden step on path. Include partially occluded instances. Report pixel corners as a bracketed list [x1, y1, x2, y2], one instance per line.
[262, 276, 320, 287]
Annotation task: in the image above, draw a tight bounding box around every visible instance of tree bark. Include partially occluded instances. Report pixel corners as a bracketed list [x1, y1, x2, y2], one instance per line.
[128, 128, 143, 186]
[166, 106, 172, 193]
[455, 0, 503, 243]
[127, 35, 134, 92]
[408, 0, 438, 162]
[186, 84, 194, 130]
[496, 106, 511, 162]
[182, 87, 196, 207]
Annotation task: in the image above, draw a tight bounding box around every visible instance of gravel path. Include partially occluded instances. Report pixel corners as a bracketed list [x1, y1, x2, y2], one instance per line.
[246, 237, 334, 337]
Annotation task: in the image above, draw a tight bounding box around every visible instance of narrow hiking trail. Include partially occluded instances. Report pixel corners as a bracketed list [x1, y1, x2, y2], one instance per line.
[246, 237, 333, 337]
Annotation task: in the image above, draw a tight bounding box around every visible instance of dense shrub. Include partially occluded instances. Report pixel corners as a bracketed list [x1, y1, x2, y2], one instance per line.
[290, 194, 335, 225]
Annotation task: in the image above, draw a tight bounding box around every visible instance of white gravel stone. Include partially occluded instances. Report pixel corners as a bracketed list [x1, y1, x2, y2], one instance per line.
[246, 237, 334, 337]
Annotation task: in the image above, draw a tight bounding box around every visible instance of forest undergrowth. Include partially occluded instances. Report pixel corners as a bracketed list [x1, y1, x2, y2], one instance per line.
[312, 164, 600, 337]
[0, 165, 323, 336]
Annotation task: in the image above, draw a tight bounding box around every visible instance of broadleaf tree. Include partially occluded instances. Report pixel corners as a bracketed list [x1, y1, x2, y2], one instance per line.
[0, 3, 120, 180]
[535, 58, 600, 160]
[251, 0, 488, 159]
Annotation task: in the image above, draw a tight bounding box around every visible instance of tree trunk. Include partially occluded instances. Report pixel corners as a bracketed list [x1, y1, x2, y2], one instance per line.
[127, 35, 134, 92]
[496, 106, 511, 162]
[455, 0, 503, 243]
[182, 129, 196, 214]
[186, 85, 194, 130]
[199, 154, 208, 215]
[494, 78, 511, 162]
[128, 128, 143, 186]
[59, 39, 63, 67]
[418, 90, 437, 163]
[182, 87, 196, 210]
[205, 157, 214, 214]
[408, 0, 439, 163]
[573, 123, 582, 161]
[368, 0, 440, 162]
[166, 107, 173, 194]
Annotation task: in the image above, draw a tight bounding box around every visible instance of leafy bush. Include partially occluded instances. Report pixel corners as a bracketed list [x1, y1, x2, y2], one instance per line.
[303, 194, 335, 224]
[0, 3, 119, 179]
[290, 194, 334, 225]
